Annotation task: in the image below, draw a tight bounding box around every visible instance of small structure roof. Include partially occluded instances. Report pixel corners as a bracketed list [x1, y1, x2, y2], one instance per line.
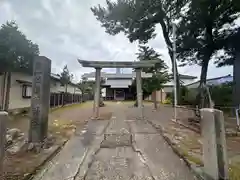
[186, 74, 232, 87]
[78, 59, 158, 68]
[82, 71, 153, 79]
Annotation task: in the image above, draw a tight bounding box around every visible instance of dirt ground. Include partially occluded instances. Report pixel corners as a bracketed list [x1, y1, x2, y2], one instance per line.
[3, 101, 112, 180]
[4, 101, 240, 179]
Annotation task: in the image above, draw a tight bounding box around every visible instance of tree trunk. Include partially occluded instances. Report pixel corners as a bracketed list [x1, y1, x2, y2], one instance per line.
[175, 66, 181, 105]
[153, 91, 157, 109]
[198, 59, 210, 109]
[65, 84, 68, 93]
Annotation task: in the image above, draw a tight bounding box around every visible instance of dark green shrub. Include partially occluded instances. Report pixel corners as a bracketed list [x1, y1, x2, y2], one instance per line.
[209, 82, 233, 107]
[166, 83, 233, 109]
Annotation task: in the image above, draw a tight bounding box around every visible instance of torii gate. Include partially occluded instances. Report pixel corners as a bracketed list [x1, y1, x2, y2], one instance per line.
[78, 59, 158, 119]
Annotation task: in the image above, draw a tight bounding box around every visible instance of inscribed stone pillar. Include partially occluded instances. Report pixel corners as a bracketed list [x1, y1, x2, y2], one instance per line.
[94, 68, 101, 119]
[200, 108, 228, 180]
[0, 111, 7, 175]
[136, 68, 143, 118]
[29, 56, 51, 143]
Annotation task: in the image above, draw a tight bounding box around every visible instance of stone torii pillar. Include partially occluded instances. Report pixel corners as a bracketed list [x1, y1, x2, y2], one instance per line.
[136, 68, 143, 118]
[94, 67, 101, 119]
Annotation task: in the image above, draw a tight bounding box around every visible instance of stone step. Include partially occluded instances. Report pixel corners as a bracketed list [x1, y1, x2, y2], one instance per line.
[100, 133, 132, 148]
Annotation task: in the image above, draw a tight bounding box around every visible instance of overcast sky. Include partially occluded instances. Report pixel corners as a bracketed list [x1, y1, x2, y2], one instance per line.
[0, 0, 233, 83]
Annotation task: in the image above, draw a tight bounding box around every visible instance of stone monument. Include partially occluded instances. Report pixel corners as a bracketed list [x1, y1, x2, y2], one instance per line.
[29, 56, 51, 143]
[200, 108, 228, 180]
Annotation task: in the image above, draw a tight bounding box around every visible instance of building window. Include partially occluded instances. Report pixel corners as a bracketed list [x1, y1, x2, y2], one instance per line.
[22, 85, 32, 98]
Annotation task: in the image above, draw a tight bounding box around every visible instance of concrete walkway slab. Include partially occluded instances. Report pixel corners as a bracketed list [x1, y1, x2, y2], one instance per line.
[106, 118, 130, 134]
[33, 120, 109, 180]
[33, 103, 197, 180]
[84, 147, 153, 180]
[133, 133, 197, 180]
[128, 120, 157, 134]
[33, 136, 89, 180]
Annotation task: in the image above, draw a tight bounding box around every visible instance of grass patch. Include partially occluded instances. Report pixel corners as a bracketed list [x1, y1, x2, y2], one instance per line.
[229, 163, 240, 180]
[181, 137, 201, 150]
[50, 101, 92, 113]
[175, 146, 203, 166]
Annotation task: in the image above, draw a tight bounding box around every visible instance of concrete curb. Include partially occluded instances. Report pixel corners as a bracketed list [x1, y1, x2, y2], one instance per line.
[25, 140, 68, 180]
[146, 119, 205, 180]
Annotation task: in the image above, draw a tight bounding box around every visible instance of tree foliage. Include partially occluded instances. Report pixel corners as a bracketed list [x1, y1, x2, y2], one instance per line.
[91, 0, 186, 102]
[216, 27, 240, 67]
[131, 45, 169, 108]
[177, 0, 239, 81]
[59, 65, 73, 93]
[78, 77, 95, 95]
[176, 0, 239, 108]
[136, 45, 168, 94]
[0, 21, 39, 110]
[0, 21, 39, 73]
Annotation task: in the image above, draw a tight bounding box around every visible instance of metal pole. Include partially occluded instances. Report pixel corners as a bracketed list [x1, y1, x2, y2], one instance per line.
[173, 23, 178, 120]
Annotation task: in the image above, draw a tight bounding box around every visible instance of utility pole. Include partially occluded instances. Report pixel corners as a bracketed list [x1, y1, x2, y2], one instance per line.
[173, 23, 178, 120]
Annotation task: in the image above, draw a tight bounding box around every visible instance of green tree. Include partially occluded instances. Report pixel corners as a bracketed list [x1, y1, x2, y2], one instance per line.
[132, 45, 169, 109]
[59, 65, 73, 94]
[0, 21, 39, 111]
[91, 0, 186, 103]
[214, 28, 240, 68]
[176, 0, 239, 108]
[78, 77, 96, 96]
[79, 76, 105, 106]
[215, 28, 240, 107]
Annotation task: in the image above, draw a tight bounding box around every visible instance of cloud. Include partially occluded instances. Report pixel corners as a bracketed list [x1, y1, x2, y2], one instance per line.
[0, 0, 232, 83]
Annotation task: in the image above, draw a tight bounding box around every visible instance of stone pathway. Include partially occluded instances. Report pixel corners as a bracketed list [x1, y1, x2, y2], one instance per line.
[33, 103, 197, 180]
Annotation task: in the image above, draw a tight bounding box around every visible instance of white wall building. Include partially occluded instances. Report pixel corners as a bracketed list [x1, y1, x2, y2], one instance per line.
[186, 74, 233, 89]
[0, 72, 82, 110]
[82, 69, 197, 101]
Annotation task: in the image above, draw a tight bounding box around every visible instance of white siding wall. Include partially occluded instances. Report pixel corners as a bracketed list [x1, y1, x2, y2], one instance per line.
[105, 79, 132, 88]
[164, 79, 196, 87]
[50, 80, 65, 93]
[74, 88, 82, 95]
[51, 82, 82, 94]
[187, 82, 200, 89]
[8, 72, 33, 109]
[67, 85, 76, 94]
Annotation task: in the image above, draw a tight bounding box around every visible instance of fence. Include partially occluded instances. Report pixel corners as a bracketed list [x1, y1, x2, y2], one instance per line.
[49, 93, 93, 108]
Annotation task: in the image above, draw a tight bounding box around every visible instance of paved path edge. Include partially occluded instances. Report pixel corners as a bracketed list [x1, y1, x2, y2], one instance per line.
[24, 140, 68, 180]
[146, 119, 205, 180]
